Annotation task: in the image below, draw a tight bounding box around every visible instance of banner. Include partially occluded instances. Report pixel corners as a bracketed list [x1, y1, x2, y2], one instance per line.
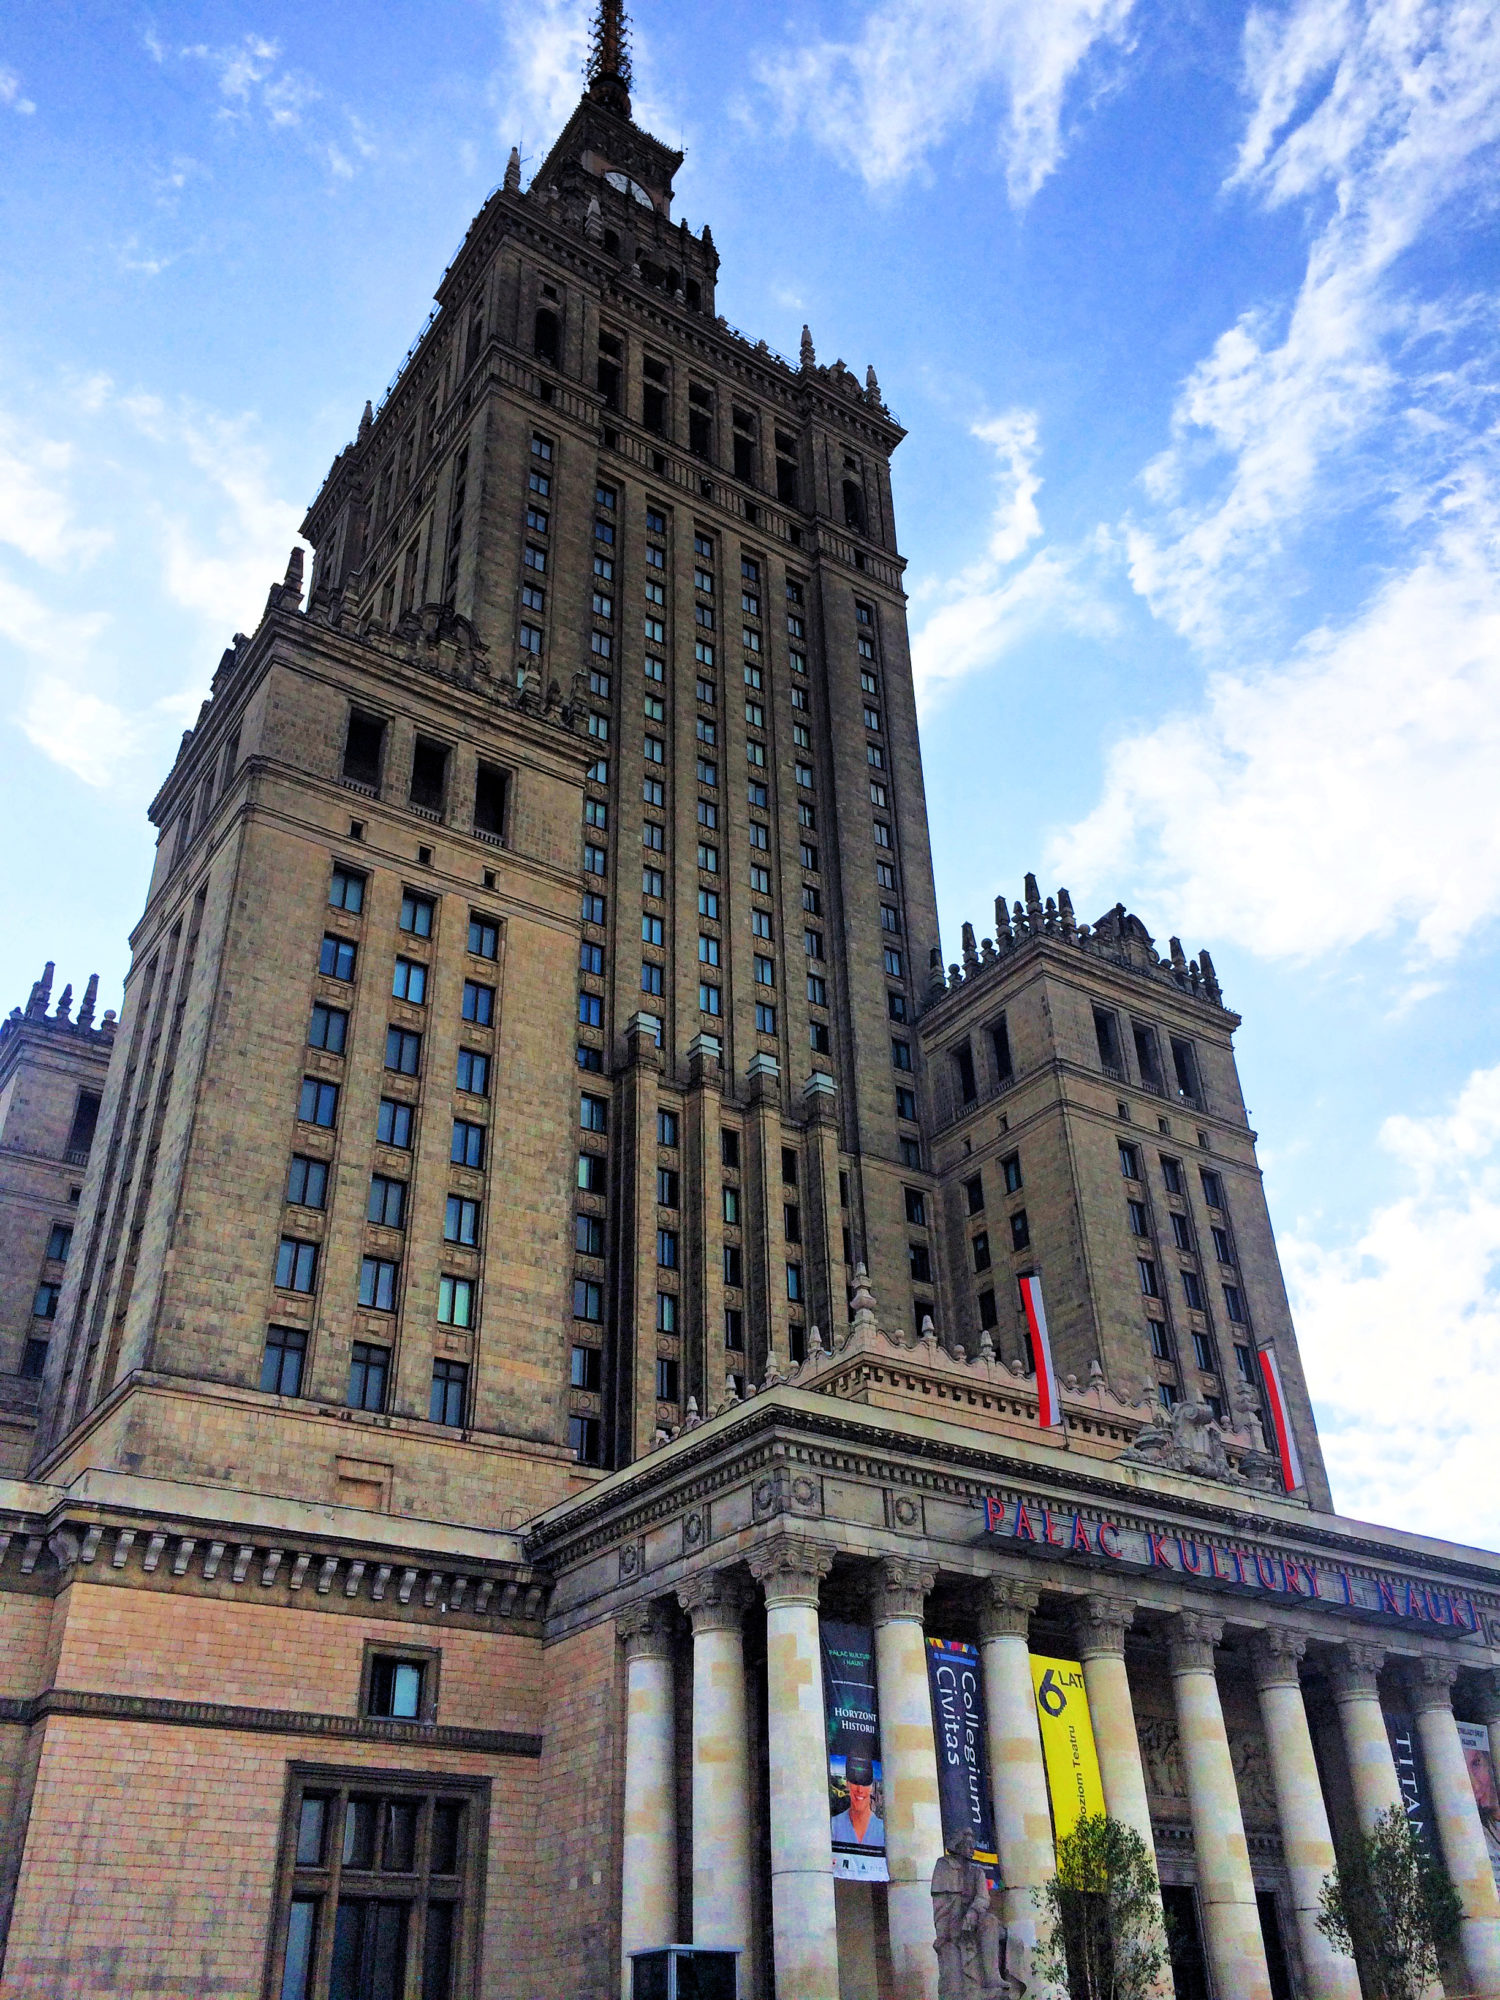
[821, 1620, 889, 1882]
[1458, 1721, 1500, 1894]
[1258, 1345, 1305, 1493]
[1019, 1274, 1063, 1430]
[1384, 1704, 1438, 1855]
[1031, 1654, 1105, 1840]
[926, 1638, 997, 1869]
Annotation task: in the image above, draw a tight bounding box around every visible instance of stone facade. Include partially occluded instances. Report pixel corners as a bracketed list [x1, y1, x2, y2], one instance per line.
[2, 15, 1499, 2000]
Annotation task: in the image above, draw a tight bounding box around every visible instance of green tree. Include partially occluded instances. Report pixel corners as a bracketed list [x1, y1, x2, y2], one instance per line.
[1033, 1813, 1169, 2000]
[1317, 1805, 1463, 2000]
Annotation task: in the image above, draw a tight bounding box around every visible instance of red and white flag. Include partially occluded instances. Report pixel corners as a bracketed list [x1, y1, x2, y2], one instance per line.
[1018, 1274, 1063, 1431]
[1258, 1345, 1305, 1493]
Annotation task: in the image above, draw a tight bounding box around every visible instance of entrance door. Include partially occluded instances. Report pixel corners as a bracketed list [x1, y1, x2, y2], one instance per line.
[1256, 1890, 1295, 2000]
[1161, 1885, 1210, 2000]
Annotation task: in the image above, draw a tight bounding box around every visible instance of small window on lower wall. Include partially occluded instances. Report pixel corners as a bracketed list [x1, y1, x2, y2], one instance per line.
[267, 1763, 487, 2000]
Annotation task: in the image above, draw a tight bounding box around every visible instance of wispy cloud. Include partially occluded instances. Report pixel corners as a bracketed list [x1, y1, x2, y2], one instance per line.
[1284, 1061, 1500, 1546]
[1127, 0, 1500, 641]
[487, 0, 592, 148]
[0, 65, 35, 115]
[1050, 479, 1500, 963]
[0, 415, 112, 568]
[756, 0, 1135, 202]
[910, 412, 1116, 708]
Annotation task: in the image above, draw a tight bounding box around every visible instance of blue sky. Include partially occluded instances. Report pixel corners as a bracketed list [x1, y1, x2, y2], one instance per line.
[3, 0, 1499, 1542]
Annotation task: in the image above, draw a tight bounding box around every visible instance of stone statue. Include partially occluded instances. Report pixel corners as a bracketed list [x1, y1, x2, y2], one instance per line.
[1120, 1394, 1236, 1481]
[931, 1829, 1020, 1998]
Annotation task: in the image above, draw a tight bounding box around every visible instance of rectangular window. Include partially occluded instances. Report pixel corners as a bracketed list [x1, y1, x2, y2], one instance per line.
[319, 934, 358, 982]
[342, 710, 385, 788]
[721, 1128, 740, 1168]
[438, 1275, 475, 1328]
[902, 1084, 922, 1119]
[286, 1156, 328, 1210]
[697, 760, 718, 788]
[656, 1167, 680, 1209]
[399, 891, 435, 939]
[724, 1307, 745, 1352]
[1009, 1210, 1030, 1251]
[580, 1094, 608, 1134]
[384, 1026, 421, 1076]
[583, 844, 607, 876]
[1171, 1037, 1202, 1104]
[1161, 1156, 1184, 1196]
[869, 781, 888, 806]
[570, 1413, 602, 1463]
[641, 962, 664, 997]
[755, 1003, 776, 1035]
[445, 1196, 480, 1247]
[786, 1263, 804, 1302]
[367, 1175, 406, 1229]
[1150, 1320, 1173, 1360]
[1200, 1168, 1225, 1209]
[358, 1258, 399, 1313]
[750, 865, 771, 894]
[644, 867, 665, 898]
[1128, 1199, 1150, 1236]
[308, 1003, 348, 1054]
[698, 844, 719, 873]
[574, 1213, 605, 1258]
[753, 954, 775, 986]
[1223, 1284, 1246, 1324]
[1212, 1225, 1233, 1264]
[1137, 1258, 1159, 1298]
[276, 1237, 319, 1293]
[965, 1173, 985, 1215]
[581, 892, 606, 925]
[260, 1326, 306, 1397]
[1182, 1270, 1205, 1311]
[909, 1243, 932, 1284]
[299, 1077, 339, 1128]
[657, 1109, 679, 1148]
[376, 1098, 412, 1149]
[329, 865, 366, 913]
[577, 1153, 606, 1193]
[467, 915, 499, 960]
[807, 973, 827, 1006]
[574, 1278, 603, 1323]
[32, 1282, 61, 1321]
[570, 1343, 602, 1391]
[697, 800, 719, 829]
[1171, 1211, 1193, 1252]
[643, 735, 665, 765]
[795, 762, 813, 789]
[699, 983, 722, 1016]
[900, 1137, 923, 1169]
[972, 1232, 991, 1273]
[643, 822, 665, 851]
[656, 1293, 678, 1336]
[451, 1119, 485, 1169]
[392, 957, 427, 1005]
[748, 822, 769, 851]
[1119, 1140, 1141, 1180]
[578, 993, 603, 1028]
[456, 1048, 490, 1096]
[1192, 1330, 1216, 1373]
[723, 1246, 743, 1287]
[430, 1357, 469, 1426]
[580, 940, 605, 975]
[891, 1039, 912, 1071]
[347, 1340, 390, 1410]
[641, 914, 664, 947]
[1094, 1007, 1124, 1074]
[656, 1357, 680, 1403]
[1235, 1342, 1255, 1382]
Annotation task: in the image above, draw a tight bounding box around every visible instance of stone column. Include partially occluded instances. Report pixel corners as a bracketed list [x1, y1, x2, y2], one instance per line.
[618, 1602, 677, 1998]
[750, 1535, 839, 2000]
[979, 1579, 1054, 1987]
[1167, 1613, 1272, 2000]
[1412, 1660, 1500, 1997]
[872, 1557, 943, 2000]
[1250, 1630, 1360, 2000]
[677, 1570, 754, 1972]
[1329, 1642, 1405, 1829]
[1075, 1596, 1174, 2000]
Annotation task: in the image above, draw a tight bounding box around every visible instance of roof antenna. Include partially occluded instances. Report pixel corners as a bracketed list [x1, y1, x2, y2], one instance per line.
[585, 0, 633, 118]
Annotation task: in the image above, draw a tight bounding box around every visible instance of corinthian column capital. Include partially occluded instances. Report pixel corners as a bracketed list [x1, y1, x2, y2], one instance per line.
[1329, 1642, 1387, 1702]
[1250, 1627, 1308, 1691]
[1409, 1657, 1459, 1714]
[677, 1568, 753, 1633]
[618, 1599, 676, 1662]
[748, 1533, 833, 1608]
[979, 1577, 1040, 1642]
[1075, 1593, 1134, 1660]
[1167, 1611, 1224, 1674]
[871, 1556, 937, 1626]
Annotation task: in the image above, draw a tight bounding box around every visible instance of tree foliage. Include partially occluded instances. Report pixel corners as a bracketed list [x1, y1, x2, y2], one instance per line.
[1317, 1806, 1463, 2000]
[1033, 1812, 1169, 2000]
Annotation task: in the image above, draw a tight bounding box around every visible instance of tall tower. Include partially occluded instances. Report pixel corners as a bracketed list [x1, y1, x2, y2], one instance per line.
[37, 7, 940, 1489]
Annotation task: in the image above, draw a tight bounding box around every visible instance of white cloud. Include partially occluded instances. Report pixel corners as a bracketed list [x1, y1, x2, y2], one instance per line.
[756, 0, 1134, 201]
[1283, 1062, 1500, 1547]
[1050, 484, 1500, 962]
[1128, 0, 1500, 641]
[19, 678, 144, 789]
[0, 65, 36, 115]
[488, 0, 592, 153]
[0, 416, 112, 568]
[910, 412, 1116, 708]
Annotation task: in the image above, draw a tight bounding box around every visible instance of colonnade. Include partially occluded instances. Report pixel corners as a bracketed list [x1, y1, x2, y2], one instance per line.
[617, 1543, 1500, 2000]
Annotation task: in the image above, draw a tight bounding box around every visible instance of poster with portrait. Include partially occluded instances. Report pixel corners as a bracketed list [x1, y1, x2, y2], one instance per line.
[1458, 1722, 1500, 1895]
[821, 1619, 889, 1882]
[926, 1637, 998, 1873]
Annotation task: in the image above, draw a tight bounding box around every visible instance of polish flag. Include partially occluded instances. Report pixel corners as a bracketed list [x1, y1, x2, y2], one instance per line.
[1258, 1346, 1305, 1493]
[1018, 1274, 1063, 1431]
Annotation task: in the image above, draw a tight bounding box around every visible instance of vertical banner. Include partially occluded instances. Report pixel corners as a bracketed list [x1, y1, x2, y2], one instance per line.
[1018, 1274, 1063, 1430]
[1031, 1654, 1106, 1840]
[926, 1638, 998, 1869]
[1384, 1704, 1439, 1854]
[1458, 1722, 1500, 1894]
[821, 1620, 889, 1882]
[1257, 1345, 1305, 1493]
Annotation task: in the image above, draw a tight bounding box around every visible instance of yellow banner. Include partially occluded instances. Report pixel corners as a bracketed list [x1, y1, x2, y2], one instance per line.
[1031, 1654, 1106, 1839]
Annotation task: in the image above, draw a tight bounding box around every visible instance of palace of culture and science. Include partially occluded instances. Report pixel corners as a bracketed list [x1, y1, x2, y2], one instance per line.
[3, 11, 1500, 1999]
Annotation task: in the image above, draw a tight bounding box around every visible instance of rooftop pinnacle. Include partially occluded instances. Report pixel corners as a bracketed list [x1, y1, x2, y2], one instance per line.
[586, 0, 633, 119]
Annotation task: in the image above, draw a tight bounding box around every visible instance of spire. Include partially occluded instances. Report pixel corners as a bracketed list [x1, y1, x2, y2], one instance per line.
[504, 145, 521, 193]
[800, 324, 816, 371]
[25, 962, 53, 1019]
[585, 0, 633, 118]
[77, 974, 98, 1030]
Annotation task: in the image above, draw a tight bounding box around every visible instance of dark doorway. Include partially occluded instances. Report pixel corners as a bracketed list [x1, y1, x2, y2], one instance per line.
[1257, 1889, 1295, 2000]
[1161, 1885, 1210, 2000]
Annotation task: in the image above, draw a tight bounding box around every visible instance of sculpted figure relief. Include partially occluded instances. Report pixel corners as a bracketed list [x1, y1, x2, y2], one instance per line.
[931, 1829, 1022, 1998]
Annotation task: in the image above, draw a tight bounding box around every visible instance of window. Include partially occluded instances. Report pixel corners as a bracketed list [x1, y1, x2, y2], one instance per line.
[385, 1026, 421, 1076]
[643, 867, 665, 898]
[883, 948, 903, 981]
[953, 1043, 977, 1105]
[574, 1279, 603, 1322]
[308, 1004, 348, 1055]
[800, 843, 819, 871]
[409, 736, 449, 812]
[643, 823, 664, 852]
[753, 954, 775, 987]
[376, 1098, 412, 1149]
[755, 1003, 776, 1034]
[451, 1120, 485, 1169]
[641, 962, 664, 997]
[392, 958, 428, 1006]
[722, 1187, 740, 1225]
[1128, 1199, 1150, 1237]
[698, 889, 719, 920]
[358, 1258, 398, 1313]
[276, 1238, 318, 1293]
[578, 993, 603, 1028]
[1192, 1330, 1216, 1373]
[1182, 1270, 1205, 1311]
[807, 973, 827, 1006]
[1171, 1037, 1202, 1104]
[657, 1109, 679, 1148]
[1137, 1258, 1159, 1298]
[656, 1357, 681, 1403]
[656, 1294, 678, 1336]
[570, 1414, 602, 1463]
[32, 1281, 61, 1321]
[696, 676, 717, 705]
[1119, 1141, 1141, 1180]
[573, 1213, 605, 1258]
[330, 866, 366, 913]
[580, 940, 605, 976]
[904, 1187, 926, 1225]
[786, 1264, 804, 1302]
[1235, 1342, 1255, 1383]
[347, 1341, 390, 1410]
[1223, 1284, 1246, 1324]
[445, 1196, 480, 1247]
[1009, 1211, 1030, 1251]
[1211, 1226, 1233, 1265]
[977, 1288, 998, 1333]
[795, 763, 814, 789]
[899, 1137, 922, 1170]
[909, 1243, 932, 1284]
[656, 1167, 680, 1209]
[284, 1156, 327, 1211]
[367, 1175, 406, 1229]
[581, 892, 606, 925]
[584, 844, 607, 877]
[750, 866, 770, 894]
[299, 1077, 339, 1128]
[580, 1094, 608, 1134]
[530, 430, 554, 463]
[1094, 1007, 1124, 1073]
[319, 935, 358, 982]
[697, 760, 718, 789]
[973, 1232, 991, 1273]
[723, 1246, 743, 1287]
[526, 505, 548, 535]
[698, 844, 719, 873]
[1170, 1211, 1193, 1252]
[438, 1275, 475, 1328]
[577, 1044, 603, 1072]
[1200, 1168, 1225, 1209]
[431, 1358, 469, 1427]
[698, 801, 719, 830]
[748, 822, 769, 850]
[870, 781, 888, 807]
[577, 1154, 606, 1193]
[1161, 1156, 1184, 1196]
[571, 1344, 602, 1391]
[891, 1039, 912, 1071]
[1149, 1321, 1173, 1361]
[721, 1129, 740, 1168]
[724, 1307, 745, 1351]
[260, 1326, 306, 1397]
[467, 915, 499, 960]
[399, 892, 435, 939]
[525, 544, 547, 574]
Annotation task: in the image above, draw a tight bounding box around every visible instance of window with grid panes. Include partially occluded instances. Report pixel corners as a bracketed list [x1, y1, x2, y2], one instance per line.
[268, 1766, 485, 2000]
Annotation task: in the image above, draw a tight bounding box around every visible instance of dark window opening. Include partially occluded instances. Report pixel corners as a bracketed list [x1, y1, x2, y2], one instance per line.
[1171, 1037, 1202, 1104]
[733, 435, 754, 483]
[965, 1174, 985, 1215]
[67, 1090, 101, 1158]
[597, 357, 621, 410]
[953, 1042, 977, 1105]
[474, 761, 508, 838]
[776, 456, 800, 506]
[990, 1018, 1014, 1083]
[1094, 1008, 1124, 1075]
[1132, 1023, 1164, 1091]
[409, 737, 449, 813]
[533, 308, 560, 364]
[643, 386, 667, 435]
[689, 408, 713, 460]
[343, 711, 385, 789]
[842, 480, 866, 532]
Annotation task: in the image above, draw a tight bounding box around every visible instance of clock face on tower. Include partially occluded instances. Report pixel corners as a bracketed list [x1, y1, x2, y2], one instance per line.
[604, 168, 654, 208]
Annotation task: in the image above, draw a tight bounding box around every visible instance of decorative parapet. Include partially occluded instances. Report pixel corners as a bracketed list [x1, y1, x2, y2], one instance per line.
[924, 872, 1227, 1016]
